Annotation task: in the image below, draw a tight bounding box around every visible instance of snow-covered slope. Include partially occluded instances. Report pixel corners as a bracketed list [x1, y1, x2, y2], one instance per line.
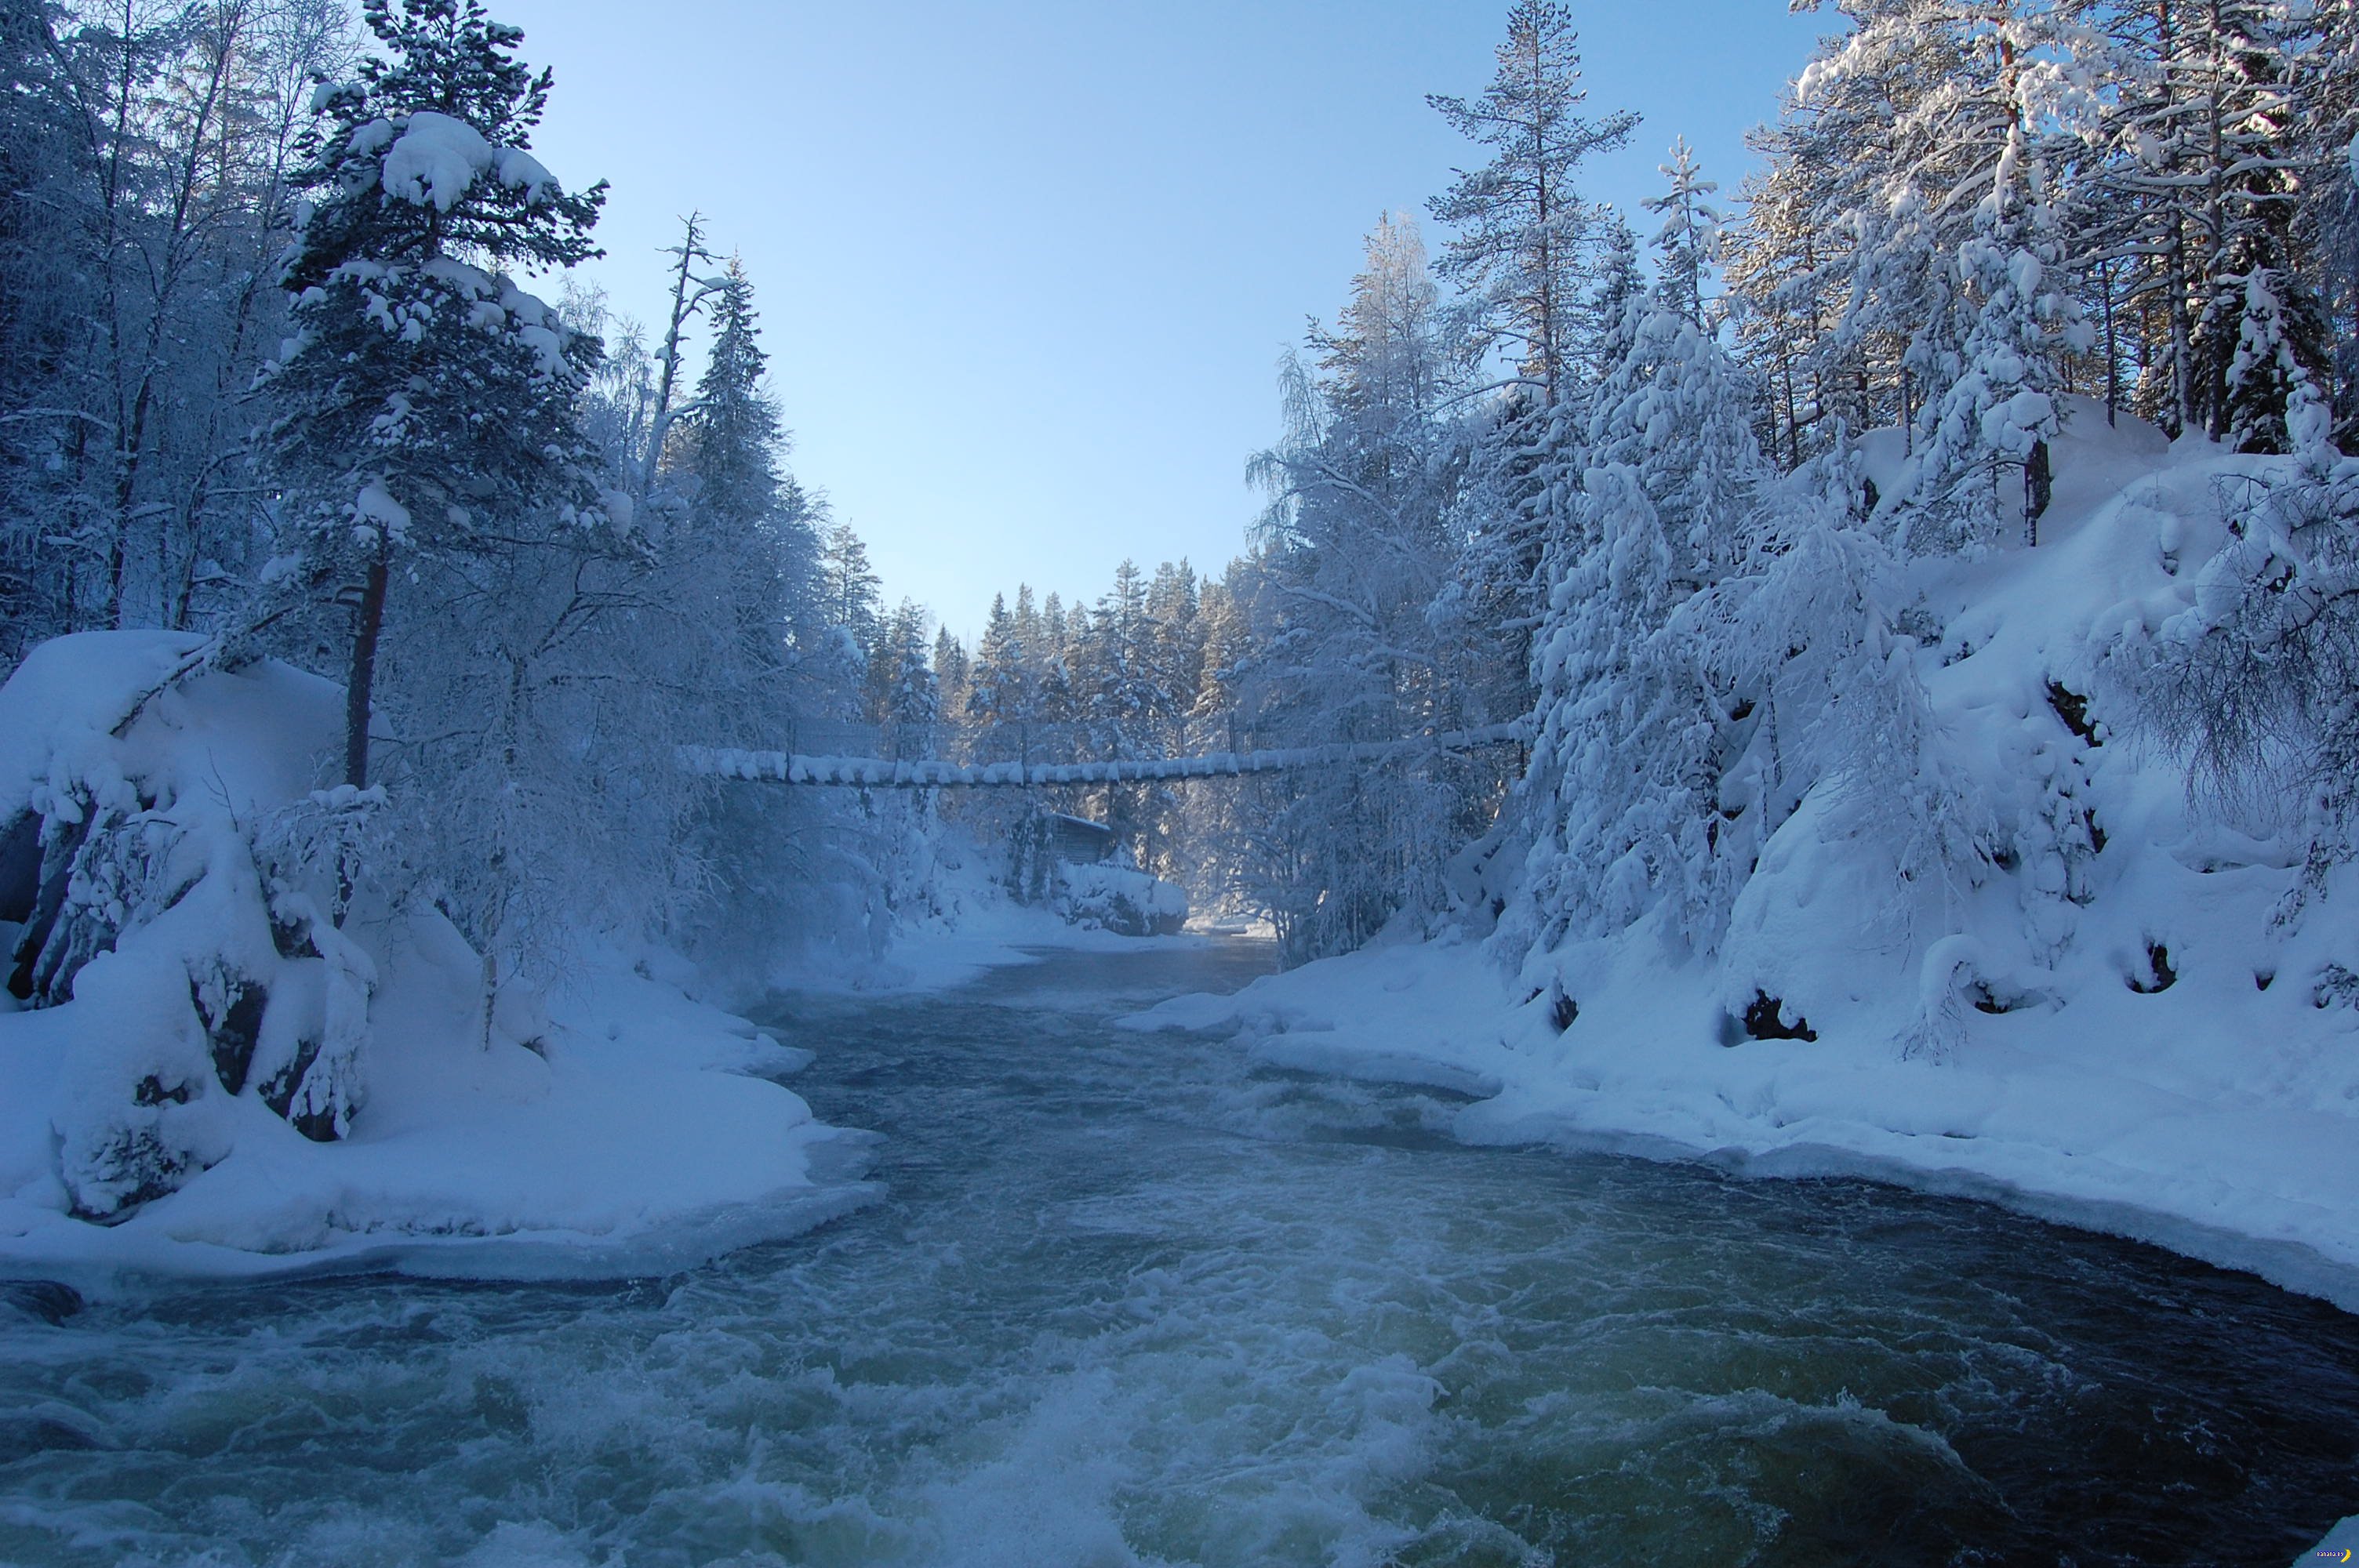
[0, 633, 871, 1288]
[1131, 406, 2359, 1312]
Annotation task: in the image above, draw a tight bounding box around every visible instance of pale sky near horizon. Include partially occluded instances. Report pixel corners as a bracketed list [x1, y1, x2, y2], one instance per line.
[493, 2, 1835, 645]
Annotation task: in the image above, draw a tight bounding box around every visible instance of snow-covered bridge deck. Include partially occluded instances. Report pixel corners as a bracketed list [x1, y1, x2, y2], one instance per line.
[678, 722, 1529, 789]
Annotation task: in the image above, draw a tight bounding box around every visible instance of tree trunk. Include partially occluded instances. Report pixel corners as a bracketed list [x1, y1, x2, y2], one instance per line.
[2025, 439, 2053, 546]
[343, 535, 390, 789]
[2100, 258, 2121, 426]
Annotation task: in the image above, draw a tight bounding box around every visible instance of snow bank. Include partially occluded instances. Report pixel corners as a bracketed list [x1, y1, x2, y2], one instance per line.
[2304, 1515, 2359, 1563]
[1057, 861, 1188, 937]
[0, 926, 875, 1289]
[0, 633, 870, 1289]
[776, 832, 1206, 997]
[1130, 406, 2359, 1314]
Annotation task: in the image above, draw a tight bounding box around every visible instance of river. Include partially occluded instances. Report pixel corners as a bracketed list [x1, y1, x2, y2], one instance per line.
[1, 939, 2355, 1566]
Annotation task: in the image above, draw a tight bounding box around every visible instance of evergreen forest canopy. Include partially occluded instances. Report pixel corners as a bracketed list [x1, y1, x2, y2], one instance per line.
[3, 0, 2357, 1000]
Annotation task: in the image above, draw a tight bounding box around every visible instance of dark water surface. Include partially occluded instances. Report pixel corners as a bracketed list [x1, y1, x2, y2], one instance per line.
[0, 939, 2355, 1566]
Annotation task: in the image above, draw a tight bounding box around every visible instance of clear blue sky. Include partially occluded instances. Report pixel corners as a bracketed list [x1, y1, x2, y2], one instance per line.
[495, 2, 1836, 644]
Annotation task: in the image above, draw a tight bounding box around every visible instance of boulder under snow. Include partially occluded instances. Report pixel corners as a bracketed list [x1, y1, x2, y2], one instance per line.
[0, 632, 867, 1282]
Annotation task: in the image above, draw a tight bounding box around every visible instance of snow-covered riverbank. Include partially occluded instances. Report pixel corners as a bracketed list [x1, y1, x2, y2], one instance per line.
[1134, 408, 2359, 1319]
[0, 935, 876, 1290]
[0, 633, 876, 1290]
[5, 941, 2354, 1566]
[1129, 928, 2359, 1313]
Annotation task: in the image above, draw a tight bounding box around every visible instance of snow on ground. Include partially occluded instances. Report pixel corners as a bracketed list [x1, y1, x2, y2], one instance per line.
[0, 634, 871, 1291]
[0, 929, 875, 1290]
[1131, 405, 2359, 1317]
[2303, 1516, 2359, 1563]
[0, 631, 1212, 1287]
[774, 845, 1209, 998]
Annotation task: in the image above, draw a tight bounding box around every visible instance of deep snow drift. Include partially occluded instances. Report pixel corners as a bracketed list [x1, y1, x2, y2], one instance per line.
[1132, 404, 2359, 1316]
[0, 633, 870, 1287]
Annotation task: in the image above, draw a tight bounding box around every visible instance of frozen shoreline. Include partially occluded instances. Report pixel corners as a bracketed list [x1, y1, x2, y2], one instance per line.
[1121, 407, 2359, 1348]
[1126, 932, 2359, 1316]
[0, 789, 1201, 1294]
[1124, 934, 2359, 1561]
[0, 936, 883, 1295]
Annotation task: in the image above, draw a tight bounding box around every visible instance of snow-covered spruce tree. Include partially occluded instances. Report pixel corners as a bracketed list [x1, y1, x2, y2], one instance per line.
[1511, 462, 1704, 953]
[961, 583, 1053, 883]
[621, 249, 903, 981]
[1144, 560, 1205, 724]
[667, 255, 823, 949]
[1136, 559, 1205, 877]
[2163, 0, 2334, 452]
[965, 590, 1034, 744]
[1899, 124, 2083, 554]
[932, 625, 969, 734]
[1728, 463, 1994, 933]
[1426, 0, 1635, 708]
[1503, 141, 1778, 965]
[817, 518, 881, 696]
[1572, 212, 1645, 387]
[1645, 137, 1723, 331]
[1599, 151, 1761, 577]
[881, 607, 940, 760]
[2219, 262, 2336, 456]
[2134, 386, 2359, 917]
[682, 258, 806, 677]
[1506, 296, 1770, 957]
[1749, 0, 2086, 506]
[264, 0, 607, 793]
[1073, 557, 1170, 846]
[1238, 213, 1501, 962]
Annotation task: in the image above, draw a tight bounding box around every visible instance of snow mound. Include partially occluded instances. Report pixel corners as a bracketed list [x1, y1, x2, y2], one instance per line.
[1058, 861, 1188, 937]
[0, 633, 868, 1287]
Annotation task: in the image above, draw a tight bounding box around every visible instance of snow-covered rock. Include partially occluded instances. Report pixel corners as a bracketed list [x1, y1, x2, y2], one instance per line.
[0, 632, 868, 1285]
[1058, 861, 1188, 937]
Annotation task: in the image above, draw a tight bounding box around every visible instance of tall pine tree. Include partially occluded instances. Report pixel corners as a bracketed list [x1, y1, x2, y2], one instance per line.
[264, 0, 606, 787]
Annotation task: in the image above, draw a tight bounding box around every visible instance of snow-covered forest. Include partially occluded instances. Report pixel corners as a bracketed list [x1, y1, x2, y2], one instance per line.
[0, 0, 912, 1261]
[12, 0, 2359, 1559]
[2, 0, 2358, 1289]
[948, 0, 2359, 988]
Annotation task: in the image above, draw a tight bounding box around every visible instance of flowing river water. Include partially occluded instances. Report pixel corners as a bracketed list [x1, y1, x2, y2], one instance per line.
[2, 939, 2357, 1566]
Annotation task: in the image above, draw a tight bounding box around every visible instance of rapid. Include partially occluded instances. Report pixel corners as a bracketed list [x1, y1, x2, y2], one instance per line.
[2, 940, 2355, 1566]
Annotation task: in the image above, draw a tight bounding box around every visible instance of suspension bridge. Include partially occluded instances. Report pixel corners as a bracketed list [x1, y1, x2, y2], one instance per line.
[678, 720, 1531, 789]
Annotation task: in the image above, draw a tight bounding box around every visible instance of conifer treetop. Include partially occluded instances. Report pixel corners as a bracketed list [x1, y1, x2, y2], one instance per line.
[289, 0, 605, 286]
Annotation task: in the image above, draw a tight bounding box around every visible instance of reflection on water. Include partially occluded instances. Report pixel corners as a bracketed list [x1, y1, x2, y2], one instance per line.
[0, 938, 2354, 1566]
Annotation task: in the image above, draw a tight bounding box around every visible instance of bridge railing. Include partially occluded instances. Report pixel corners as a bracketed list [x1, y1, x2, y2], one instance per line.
[801, 715, 1446, 768]
[678, 717, 1532, 789]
